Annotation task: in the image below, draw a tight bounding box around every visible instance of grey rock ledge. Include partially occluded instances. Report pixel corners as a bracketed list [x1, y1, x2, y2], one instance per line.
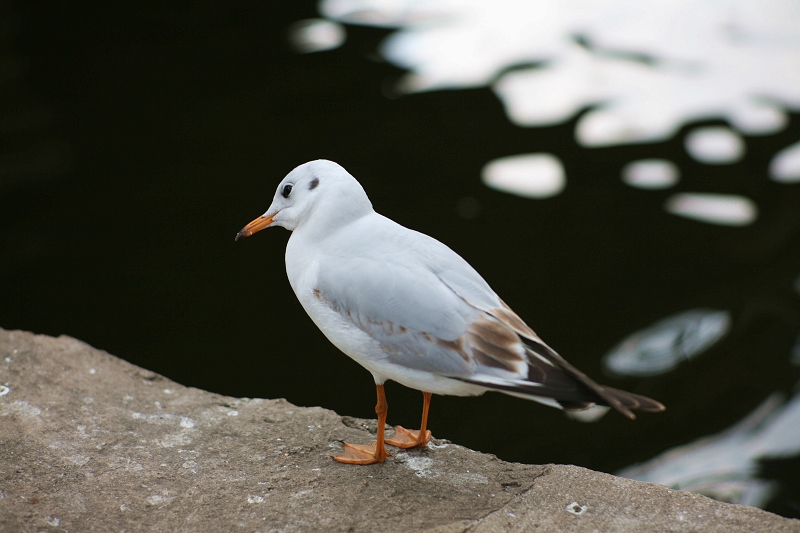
[0, 328, 797, 533]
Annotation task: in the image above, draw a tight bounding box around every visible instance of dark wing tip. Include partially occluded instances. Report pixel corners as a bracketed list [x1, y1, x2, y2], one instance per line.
[520, 338, 648, 419]
[601, 386, 666, 418]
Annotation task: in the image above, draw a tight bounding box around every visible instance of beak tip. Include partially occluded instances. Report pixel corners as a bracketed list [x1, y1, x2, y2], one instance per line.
[236, 212, 276, 242]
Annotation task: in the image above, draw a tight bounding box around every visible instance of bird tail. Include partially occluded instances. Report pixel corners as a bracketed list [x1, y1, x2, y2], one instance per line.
[456, 342, 666, 419]
[521, 337, 665, 419]
[592, 385, 666, 419]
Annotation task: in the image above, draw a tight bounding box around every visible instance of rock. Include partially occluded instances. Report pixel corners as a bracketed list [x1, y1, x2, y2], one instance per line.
[0, 328, 796, 533]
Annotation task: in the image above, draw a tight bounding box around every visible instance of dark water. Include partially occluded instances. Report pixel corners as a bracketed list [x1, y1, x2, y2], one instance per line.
[2, 1, 800, 517]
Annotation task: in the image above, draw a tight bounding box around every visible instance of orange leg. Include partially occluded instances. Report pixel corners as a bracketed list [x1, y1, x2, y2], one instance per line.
[334, 384, 391, 465]
[386, 391, 432, 449]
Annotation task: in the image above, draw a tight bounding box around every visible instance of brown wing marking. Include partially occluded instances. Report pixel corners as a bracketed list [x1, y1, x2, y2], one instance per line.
[466, 314, 527, 373]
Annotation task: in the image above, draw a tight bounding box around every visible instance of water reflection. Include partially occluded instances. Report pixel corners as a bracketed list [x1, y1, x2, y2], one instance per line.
[684, 126, 745, 165]
[619, 391, 800, 509]
[481, 153, 565, 198]
[315, 0, 800, 227]
[603, 309, 731, 377]
[289, 19, 347, 54]
[665, 193, 758, 227]
[621, 159, 680, 190]
[320, 0, 800, 144]
[770, 140, 800, 183]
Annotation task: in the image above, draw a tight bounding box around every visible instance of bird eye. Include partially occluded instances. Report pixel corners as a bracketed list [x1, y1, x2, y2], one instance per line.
[281, 183, 293, 198]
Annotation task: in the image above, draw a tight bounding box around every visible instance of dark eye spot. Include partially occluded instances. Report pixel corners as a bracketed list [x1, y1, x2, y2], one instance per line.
[281, 183, 293, 198]
[309, 177, 319, 190]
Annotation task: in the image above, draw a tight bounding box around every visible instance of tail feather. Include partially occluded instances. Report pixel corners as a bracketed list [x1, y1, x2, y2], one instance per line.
[520, 336, 665, 420]
[451, 305, 666, 420]
[601, 386, 666, 414]
[453, 310, 665, 420]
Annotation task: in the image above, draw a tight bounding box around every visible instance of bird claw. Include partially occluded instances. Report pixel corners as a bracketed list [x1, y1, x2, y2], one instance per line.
[386, 426, 431, 449]
[333, 441, 389, 464]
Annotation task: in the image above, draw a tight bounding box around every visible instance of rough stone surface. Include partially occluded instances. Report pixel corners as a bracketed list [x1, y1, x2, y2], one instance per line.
[0, 328, 797, 533]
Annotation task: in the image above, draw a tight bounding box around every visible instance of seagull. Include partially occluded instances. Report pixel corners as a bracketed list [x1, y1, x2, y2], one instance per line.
[236, 160, 665, 465]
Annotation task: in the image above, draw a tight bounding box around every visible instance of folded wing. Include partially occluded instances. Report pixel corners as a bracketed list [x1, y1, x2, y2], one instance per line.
[314, 216, 665, 418]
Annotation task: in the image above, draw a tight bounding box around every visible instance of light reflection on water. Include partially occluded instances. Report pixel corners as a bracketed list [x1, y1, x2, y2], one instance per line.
[481, 153, 565, 199]
[619, 391, 800, 509]
[289, 19, 347, 54]
[621, 159, 680, 190]
[770, 140, 800, 183]
[603, 309, 731, 377]
[683, 126, 745, 165]
[664, 193, 759, 226]
[321, 0, 800, 140]
[318, 0, 800, 226]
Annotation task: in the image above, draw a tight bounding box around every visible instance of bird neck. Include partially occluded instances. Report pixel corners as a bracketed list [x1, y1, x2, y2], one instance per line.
[294, 196, 374, 244]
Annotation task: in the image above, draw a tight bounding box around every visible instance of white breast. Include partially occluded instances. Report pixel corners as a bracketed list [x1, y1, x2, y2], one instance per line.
[285, 232, 387, 373]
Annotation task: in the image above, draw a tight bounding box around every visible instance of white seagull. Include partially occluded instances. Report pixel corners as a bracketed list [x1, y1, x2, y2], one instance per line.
[236, 160, 665, 464]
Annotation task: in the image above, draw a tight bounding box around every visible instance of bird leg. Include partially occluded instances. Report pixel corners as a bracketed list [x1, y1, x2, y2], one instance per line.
[386, 391, 432, 449]
[334, 384, 390, 464]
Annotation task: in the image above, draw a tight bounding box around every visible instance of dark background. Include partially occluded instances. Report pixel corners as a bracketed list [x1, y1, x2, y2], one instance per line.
[2, 1, 800, 515]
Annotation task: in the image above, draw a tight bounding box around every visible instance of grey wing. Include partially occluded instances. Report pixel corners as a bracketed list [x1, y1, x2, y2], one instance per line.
[315, 219, 665, 418]
[313, 222, 533, 379]
[393, 228, 666, 418]
[314, 251, 484, 376]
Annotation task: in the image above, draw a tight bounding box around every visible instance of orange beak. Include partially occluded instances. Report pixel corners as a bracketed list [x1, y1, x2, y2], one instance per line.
[235, 212, 277, 241]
